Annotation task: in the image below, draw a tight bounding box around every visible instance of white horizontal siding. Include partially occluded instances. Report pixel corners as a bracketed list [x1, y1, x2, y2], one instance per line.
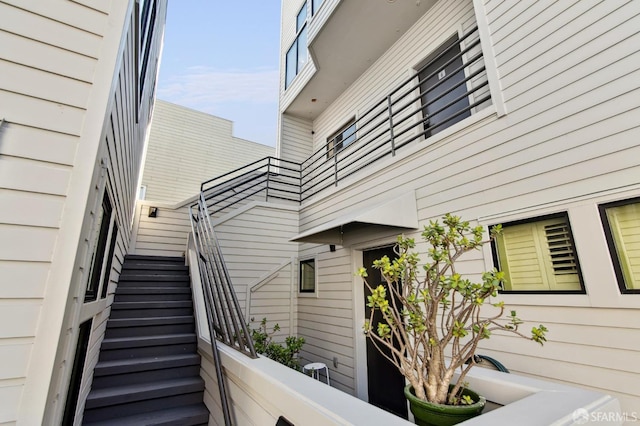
[280, 114, 313, 164]
[0, 1, 107, 420]
[0, 0, 166, 423]
[0, 122, 78, 166]
[296, 246, 356, 394]
[0, 30, 96, 83]
[283, 0, 640, 411]
[141, 100, 274, 203]
[0, 2, 103, 58]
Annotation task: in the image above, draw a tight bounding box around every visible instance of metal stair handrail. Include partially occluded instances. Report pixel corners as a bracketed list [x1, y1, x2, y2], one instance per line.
[189, 193, 258, 425]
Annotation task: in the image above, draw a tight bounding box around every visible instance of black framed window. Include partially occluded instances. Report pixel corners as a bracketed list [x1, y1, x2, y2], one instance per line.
[312, 0, 324, 15]
[62, 319, 92, 425]
[100, 223, 118, 299]
[417, 34, 471, 138]
[299, 259, 316, 293]
[85, 194, 113, 302]
[139, 0, 158, 96]
[491, 213, 585, 293]
[326, 119, 356, 158]
[285, 3, 308, 88]
[599, 197, 640, 293]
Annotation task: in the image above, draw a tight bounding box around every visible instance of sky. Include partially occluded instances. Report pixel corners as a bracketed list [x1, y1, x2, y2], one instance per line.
[157, 1, 282, 147]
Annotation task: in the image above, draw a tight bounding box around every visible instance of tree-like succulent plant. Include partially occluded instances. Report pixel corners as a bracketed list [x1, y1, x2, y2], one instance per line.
[359, 214, 547, 405]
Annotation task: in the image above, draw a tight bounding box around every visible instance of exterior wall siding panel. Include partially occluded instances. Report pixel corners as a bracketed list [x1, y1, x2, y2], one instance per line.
[277, 0, 640, 411]
[141, 101, 274, 203]
[0, 0, 167, 423]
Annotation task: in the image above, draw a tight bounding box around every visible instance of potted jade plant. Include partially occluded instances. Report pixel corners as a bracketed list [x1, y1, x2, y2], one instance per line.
[359, 214, 547, 426]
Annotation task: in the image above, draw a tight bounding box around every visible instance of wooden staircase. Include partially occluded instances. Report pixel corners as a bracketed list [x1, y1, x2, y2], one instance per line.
[82, 255, 209, 425]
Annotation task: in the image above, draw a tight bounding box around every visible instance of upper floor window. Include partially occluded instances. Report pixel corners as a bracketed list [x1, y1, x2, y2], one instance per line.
[139, 0, 158, 96]
[312, 0, 324, 15]
[285, 3, 308, 89]
[418, 34, 471, 138]
[326, 119, 356, 158]
[600, 198, 640, 293]
[491, 213, 584, 293]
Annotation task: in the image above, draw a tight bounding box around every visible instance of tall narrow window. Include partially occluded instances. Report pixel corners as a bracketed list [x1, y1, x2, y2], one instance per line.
[418, 34, 471, 138]
[285, 4, 308, 88]
[326, 119, 356, 158]
[312, 0, 324, 15]
[62, 319, 93, 425]
[85, 194, 113, 302]
[100, 223, 119, 299]
[492, 213, 584, 293]
[139, 0, 158, 95]
[600, 198, 640, 293]
[300, 258, 316, 293]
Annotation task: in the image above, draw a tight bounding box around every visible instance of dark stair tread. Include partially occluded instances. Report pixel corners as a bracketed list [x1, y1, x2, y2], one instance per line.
[115, 287, 191, 295]
[107, 316, 194, 328]
[111, 301, 193, 309]
[83, 403, 208, 426]
[94, 354, 201, 376]
[85, 377, 205, 409]
[118, 275, 190, 282]
[123, 259, 189, 271]
[124, 254, 185, 262]
[101, 333, 196, 349]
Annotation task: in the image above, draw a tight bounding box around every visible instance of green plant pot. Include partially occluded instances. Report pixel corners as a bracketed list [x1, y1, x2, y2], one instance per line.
[404, 385, 486, 426]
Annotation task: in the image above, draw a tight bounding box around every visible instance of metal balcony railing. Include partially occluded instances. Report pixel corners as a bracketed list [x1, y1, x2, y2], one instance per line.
[196, 26, 489, 215]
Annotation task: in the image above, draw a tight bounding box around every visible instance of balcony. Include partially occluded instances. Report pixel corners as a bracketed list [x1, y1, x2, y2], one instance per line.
[285, 0, 438, 119]
[202, 25, 491, 217]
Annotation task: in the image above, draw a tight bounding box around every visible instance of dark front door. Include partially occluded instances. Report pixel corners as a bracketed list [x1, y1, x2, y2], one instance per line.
[419, 34, 471, 138]
[363, 246, 408, 419]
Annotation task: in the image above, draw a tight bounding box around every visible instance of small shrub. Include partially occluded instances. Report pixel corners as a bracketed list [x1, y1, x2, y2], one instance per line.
[251, 317, 305, 370]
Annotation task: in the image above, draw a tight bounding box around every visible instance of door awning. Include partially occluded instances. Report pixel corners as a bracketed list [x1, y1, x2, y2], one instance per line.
[290, 192, 418, 244]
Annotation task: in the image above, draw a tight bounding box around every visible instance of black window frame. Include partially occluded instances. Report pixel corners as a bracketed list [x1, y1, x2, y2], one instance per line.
[326, 118, 356, 159]
[62, 318, 93, 425]
[599, 197, 640, 294]
[100, 223, 119, 299]
[416, 33, 472, 139]
[311, 0, 324, 15]
[285, 3, 308, 89]
[85, 194, 113, 302]
[490, 212, 586, 295]
[299, 258, 316, 293]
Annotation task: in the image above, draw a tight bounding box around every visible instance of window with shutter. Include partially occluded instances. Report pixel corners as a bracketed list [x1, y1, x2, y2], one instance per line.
[600, 198, 640, 293]
[493, 214, 583, 293]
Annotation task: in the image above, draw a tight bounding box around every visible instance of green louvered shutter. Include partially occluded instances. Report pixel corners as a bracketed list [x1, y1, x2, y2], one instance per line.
[605, 202, 640, 290]
[496, 216, 581, 291]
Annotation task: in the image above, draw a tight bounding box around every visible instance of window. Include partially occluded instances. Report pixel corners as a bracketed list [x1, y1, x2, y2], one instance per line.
[62, 319, 93, 425]
[418, 34, 471, 138]
[85, 194, 113, 302]
[285, 4, 308, 88]
[139, 0, 158, 95]
[299, 259, 316, 293]
[326, 119, 356, 158]
[600, 198, 640, 293]
[312, 0, 324, 15]
[492, 213, 584, 293]
[100, 223, 118, 299]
